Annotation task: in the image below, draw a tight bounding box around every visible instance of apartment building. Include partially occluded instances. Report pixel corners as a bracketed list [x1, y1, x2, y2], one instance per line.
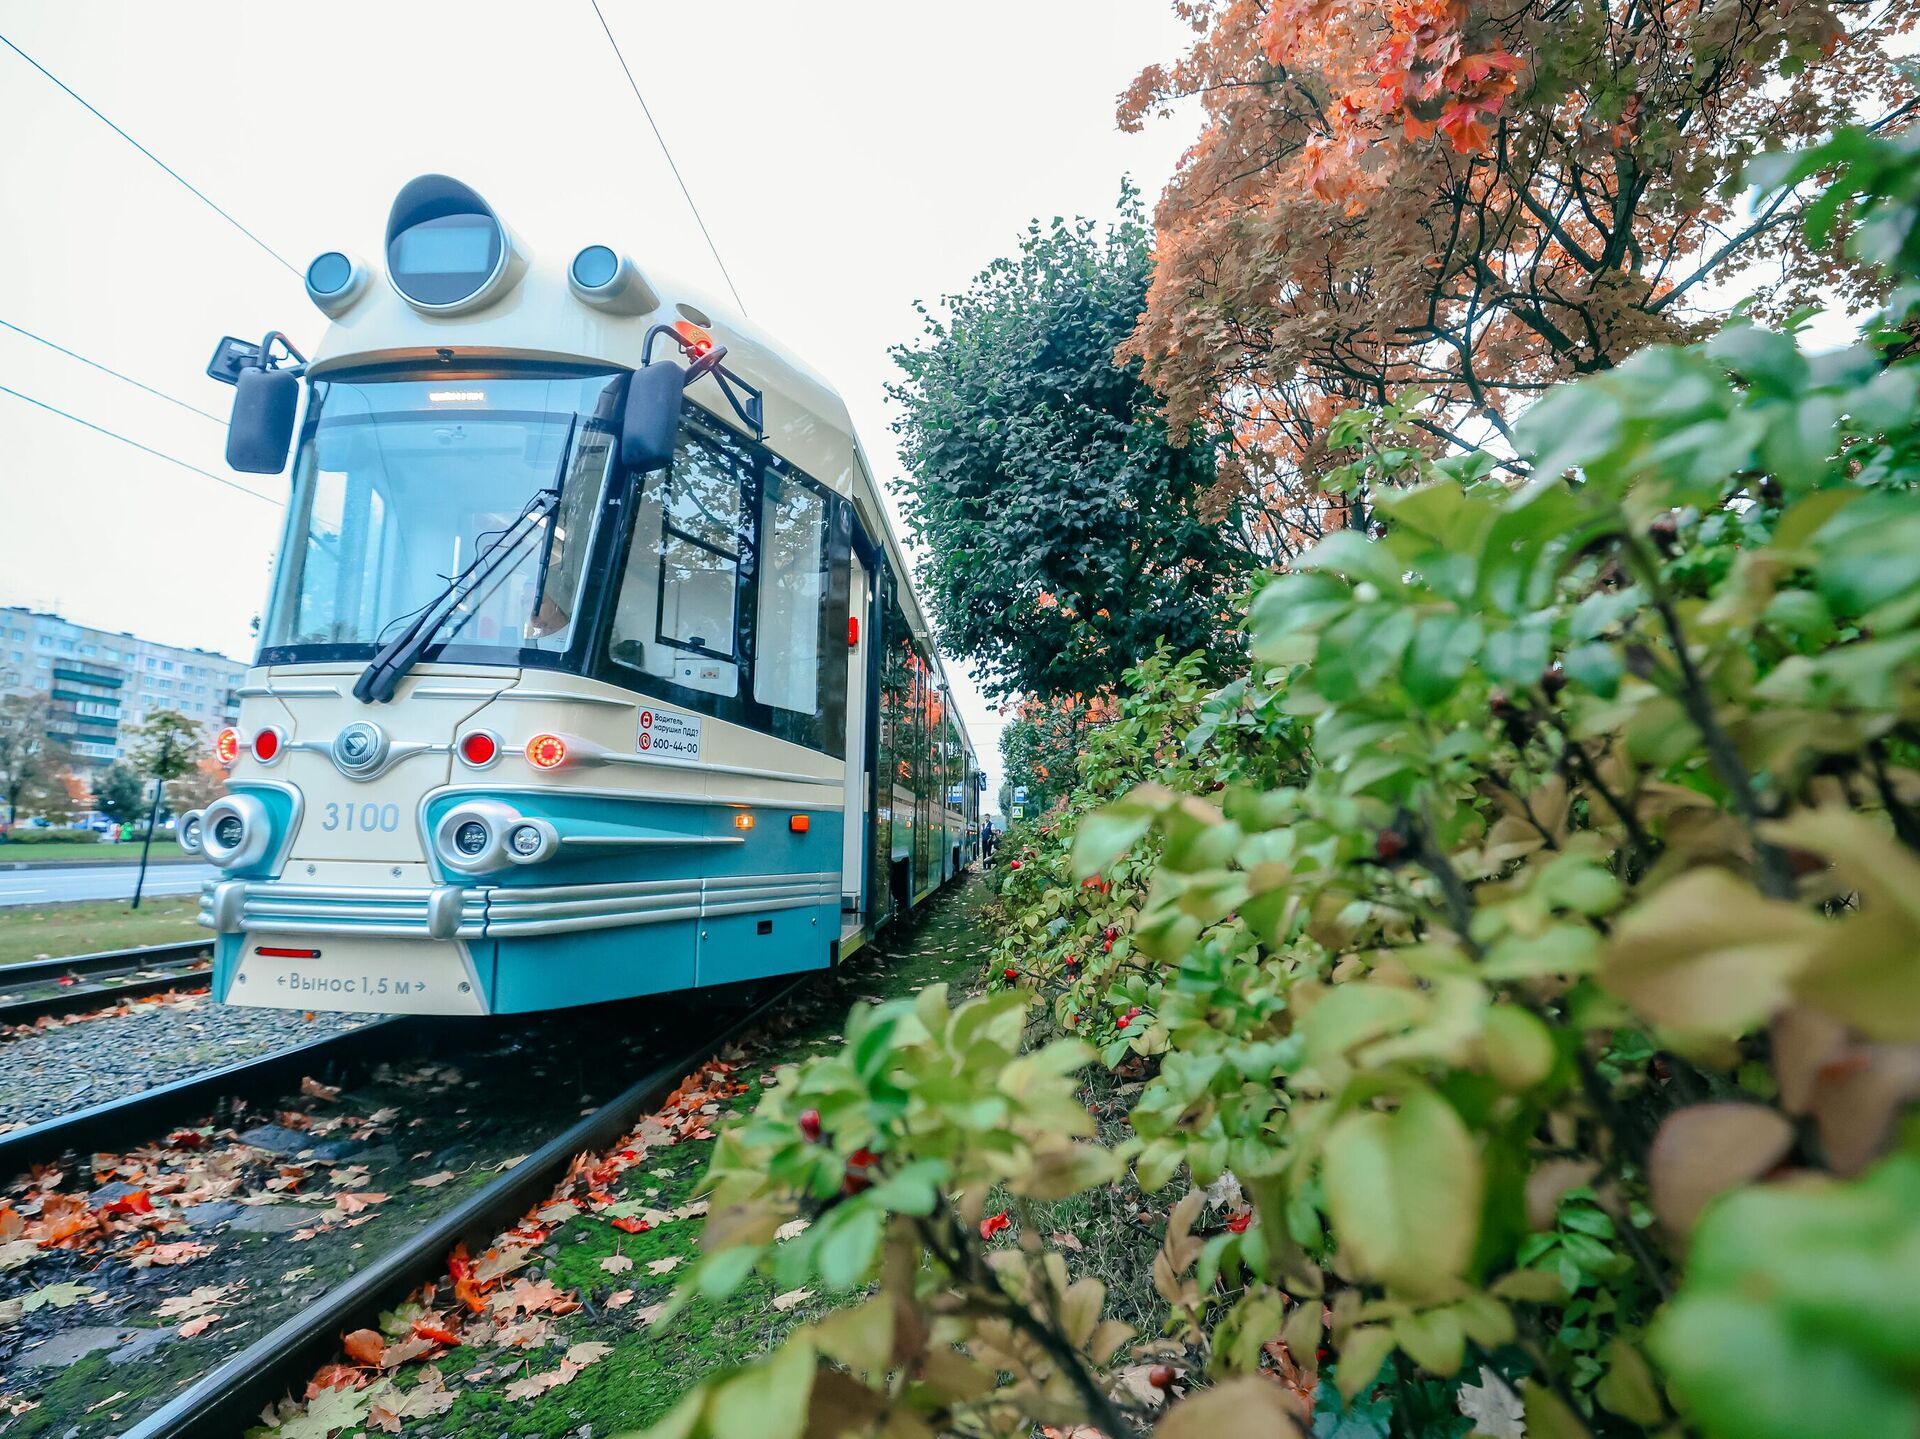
[0, 607, 246, 766]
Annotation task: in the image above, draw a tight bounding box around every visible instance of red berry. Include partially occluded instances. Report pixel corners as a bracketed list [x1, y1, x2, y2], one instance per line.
[1149, 1365, 1176, 1390]
[1065, 955, 1078, 967]
[1103, 939, 1113, 952]
[1227, 1212, 1252, 1234]
[1009, 860, 1022, 870]
[1374, 830, 1408, 861]
[842, 1147, 877, 1195]
[1116, 1016, 1130, 1029]
[1104, 927, 1117, 941]
[1004, 968, 1018, 980]
[798, 1109, 821, 1142]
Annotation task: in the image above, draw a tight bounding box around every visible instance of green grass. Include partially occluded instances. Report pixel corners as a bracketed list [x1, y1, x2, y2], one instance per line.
[402, 880, 996, 1438]
[0, 839, 197, 865]
[0, 896, 207, 967]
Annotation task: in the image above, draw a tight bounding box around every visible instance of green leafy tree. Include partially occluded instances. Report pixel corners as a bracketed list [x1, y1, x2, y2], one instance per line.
[90, 764, 145, 825]
[0, 694, 67, 830]
[889, 191, 1257, 702]
[641, 131, 1920, 1439]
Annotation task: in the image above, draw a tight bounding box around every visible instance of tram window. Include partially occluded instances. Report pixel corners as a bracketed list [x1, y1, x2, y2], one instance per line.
[610, 426, 744, 698]
[755, 478, 826, 716]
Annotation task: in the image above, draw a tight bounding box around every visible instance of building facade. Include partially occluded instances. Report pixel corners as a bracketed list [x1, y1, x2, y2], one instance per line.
[0, 607, 246, 767]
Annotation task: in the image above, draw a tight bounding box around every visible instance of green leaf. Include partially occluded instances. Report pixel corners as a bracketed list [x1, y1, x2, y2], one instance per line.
[1594, 1337, 1664, 1425]
[706, 1335, 817, 1439]
[1335, 1324, 1398, 1402]
[1322, 1088, 1483, 1298]
[1602, 870, 1824, 1034]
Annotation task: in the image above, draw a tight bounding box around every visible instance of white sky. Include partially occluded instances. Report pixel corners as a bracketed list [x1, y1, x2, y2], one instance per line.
[0, 0, 1198, 813]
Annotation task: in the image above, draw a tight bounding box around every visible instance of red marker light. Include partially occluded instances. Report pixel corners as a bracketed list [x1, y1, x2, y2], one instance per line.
[255, 946, 321, 959]
[525, 733, 568, 770]
[214, 728, 240, 767]
[847, 616, 860, 648]
[673, 319, 714, 359]
[459, 731, 499, 767]
[251, 727, 281, 763]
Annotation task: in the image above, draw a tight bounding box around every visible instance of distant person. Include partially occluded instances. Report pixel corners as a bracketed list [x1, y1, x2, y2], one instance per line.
[981, 817, 997, 861]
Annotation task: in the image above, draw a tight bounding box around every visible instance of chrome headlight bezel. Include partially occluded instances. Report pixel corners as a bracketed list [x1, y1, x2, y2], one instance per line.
[433, 799, 524, 875]
[504, 818, 558, 865]
[200, 793, 271, 870]
[177, 810, 204, 856]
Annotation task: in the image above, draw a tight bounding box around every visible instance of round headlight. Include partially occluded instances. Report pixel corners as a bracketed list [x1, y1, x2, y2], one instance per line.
[508, 824, 543, 857]
[571, 245, 619, 288]
[453, 820, 490, 857]
[307, 251, 353, 295]
[214, 814, 246, 849]
[177, 812, 203, 856]
[199, 793, 273, 870]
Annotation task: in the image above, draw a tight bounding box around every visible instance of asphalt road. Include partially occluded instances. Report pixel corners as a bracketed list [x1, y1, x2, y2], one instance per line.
[0, 861, 216, 907]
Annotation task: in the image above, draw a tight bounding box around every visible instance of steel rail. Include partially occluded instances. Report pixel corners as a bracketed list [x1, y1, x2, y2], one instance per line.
[0, 940, 215, 1026]
[0, 1016, 417, 1176]
[122, 977, 806, 1439]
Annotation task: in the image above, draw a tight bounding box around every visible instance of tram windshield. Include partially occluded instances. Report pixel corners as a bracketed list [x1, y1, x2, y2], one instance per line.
[261, 368, 622, 663]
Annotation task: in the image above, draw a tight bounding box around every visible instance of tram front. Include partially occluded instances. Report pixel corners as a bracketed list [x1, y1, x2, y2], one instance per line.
[182, 175, 853, 1016]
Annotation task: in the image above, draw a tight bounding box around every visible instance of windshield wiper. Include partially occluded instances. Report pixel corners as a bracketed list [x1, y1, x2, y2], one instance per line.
[353, 419, 578, 704]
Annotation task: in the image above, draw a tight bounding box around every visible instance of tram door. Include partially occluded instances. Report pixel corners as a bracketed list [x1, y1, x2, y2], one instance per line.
[841, 552, 870, 915]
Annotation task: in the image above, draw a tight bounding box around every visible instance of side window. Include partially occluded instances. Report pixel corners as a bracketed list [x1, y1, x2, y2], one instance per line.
[610, 427, 744, 698]
[754, 477, 826, 716]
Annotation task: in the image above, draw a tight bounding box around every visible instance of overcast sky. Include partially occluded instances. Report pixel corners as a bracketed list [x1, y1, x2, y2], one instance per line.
[0, 0, 1198, 811]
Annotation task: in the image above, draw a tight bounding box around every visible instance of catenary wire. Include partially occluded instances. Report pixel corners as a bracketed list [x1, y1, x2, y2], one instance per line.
[0, 383, 281, 506]
[0, 318, 227, 426]
[0, 32, 302, 279]
[588, 0, 749, 317]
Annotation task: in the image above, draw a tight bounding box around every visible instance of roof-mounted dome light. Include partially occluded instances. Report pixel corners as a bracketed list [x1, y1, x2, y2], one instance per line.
[568, 244, 661, 316]
[305, 250, 370, 317]
[384, 174, 526, 315]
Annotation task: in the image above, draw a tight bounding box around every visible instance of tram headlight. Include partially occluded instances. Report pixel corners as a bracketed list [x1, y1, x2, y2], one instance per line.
[384, 175, 525, 315]
[199, 794, 272, 871]
[453, 821, 490, 857]
[567, 245, 660, 315]
[177, 810, 204, 856]
[304, 250, 370, 317]
[505, 820, 557, 865]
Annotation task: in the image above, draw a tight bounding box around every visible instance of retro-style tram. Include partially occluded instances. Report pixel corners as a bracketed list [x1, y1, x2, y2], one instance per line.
[180, 175, 981, 1015]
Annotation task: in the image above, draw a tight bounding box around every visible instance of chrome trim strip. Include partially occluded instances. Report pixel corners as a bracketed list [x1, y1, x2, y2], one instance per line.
[290, 737, 448, 781]
[412, 686, 508, 698]
[495, 689, 632, 708]
[485, 906, 703, 937]
[494, 876, 692, 902]
[268, 684, 344, 697]
[707, 870, 838, 891]
[703, 893, 833, 920]
[236, 685, 272, 698]
[555, 834, 743, 849]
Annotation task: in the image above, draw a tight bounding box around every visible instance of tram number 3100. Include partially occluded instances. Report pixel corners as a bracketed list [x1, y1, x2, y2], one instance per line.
[320, 802, 402, 833]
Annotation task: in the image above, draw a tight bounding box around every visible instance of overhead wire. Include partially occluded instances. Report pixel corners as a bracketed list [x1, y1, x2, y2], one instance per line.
[0, 32, 303, 279]
[0, 384, 281, 507]
[0, 318, 227, 426]
[588, 0, 749, 317]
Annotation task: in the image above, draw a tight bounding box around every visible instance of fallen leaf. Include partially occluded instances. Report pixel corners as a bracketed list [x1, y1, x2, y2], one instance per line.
[1649, 1103, 1795, 1236]
[1051, 1232, 1085, 1253]
[343, 1328, 386, 1367]
[411, 1171, 458, 1188]
[534, 1199, 580, 1225]
[178, 1315, 219, 1337]
[774, 1217, 811, 1242]
[606, 1289, 635, 1309]
[565, 1341, 612, 1366]
[980, 1210, 1012, 1240]
[601, 1255, 634, 1274]
[300, 1077, 342, 1102]
[646, 1256, 682, 1276]
[773, 1288, 814, 1312]
[85, 1390, 131, 1413]
[610, 1216, 650, 1234]
[332, 1192, 388, 1214]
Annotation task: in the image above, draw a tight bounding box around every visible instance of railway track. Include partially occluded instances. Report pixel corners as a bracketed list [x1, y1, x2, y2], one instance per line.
[118, 976, 803, 1439]
[0, 1015, 413, 1175]
[0, 939, 215, 1026]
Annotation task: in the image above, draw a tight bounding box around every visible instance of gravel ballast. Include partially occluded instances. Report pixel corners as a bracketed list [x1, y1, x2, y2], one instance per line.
[0, 997, 368, 1128]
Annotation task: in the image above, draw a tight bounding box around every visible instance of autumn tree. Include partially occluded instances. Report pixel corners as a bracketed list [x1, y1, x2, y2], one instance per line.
[1118, 0, 1917, 551]
[0, 694, 69, 830]
[90, 764, 145, 826]
[890, 193, 1257, 702]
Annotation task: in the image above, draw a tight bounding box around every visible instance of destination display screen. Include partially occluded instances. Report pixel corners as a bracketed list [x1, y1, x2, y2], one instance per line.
[395, 219, 495, 276]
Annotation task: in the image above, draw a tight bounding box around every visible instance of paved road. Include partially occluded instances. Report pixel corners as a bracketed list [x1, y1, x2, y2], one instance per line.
[0, 862, 216, 907]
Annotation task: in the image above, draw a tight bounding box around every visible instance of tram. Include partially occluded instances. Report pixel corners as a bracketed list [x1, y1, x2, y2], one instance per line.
[179, 174, 982, 1016]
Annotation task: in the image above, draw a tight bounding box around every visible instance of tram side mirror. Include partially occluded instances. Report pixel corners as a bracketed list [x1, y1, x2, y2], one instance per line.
[226, 366, 301, 474]
[622, 361, 686, 473]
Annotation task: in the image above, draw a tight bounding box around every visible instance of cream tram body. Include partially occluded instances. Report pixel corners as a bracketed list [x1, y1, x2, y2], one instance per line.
[182, 176, 981, 1015]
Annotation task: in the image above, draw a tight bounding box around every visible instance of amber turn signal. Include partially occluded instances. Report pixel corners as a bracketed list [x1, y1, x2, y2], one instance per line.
[733, 813, 756, 830]
[789, 815, 810, 833]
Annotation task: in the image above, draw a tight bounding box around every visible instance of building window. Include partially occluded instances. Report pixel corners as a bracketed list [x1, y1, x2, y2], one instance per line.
[37, 636, 50, 648]
[145, 657, 156, 669]
[161, 660, 174, 671]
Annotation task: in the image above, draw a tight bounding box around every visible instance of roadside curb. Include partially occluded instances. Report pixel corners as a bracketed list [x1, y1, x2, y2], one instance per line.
[0, 855, 201, 871]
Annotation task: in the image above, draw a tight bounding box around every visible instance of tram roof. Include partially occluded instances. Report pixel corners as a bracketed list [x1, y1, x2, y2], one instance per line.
[305, 233, 975, 765]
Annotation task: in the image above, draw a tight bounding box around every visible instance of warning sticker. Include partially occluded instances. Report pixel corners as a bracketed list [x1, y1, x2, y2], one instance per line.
[637, 708, 702, 762]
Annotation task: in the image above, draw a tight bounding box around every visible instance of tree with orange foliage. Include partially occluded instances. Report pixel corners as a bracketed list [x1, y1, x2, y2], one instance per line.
[1119, 0, 1916, 553]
